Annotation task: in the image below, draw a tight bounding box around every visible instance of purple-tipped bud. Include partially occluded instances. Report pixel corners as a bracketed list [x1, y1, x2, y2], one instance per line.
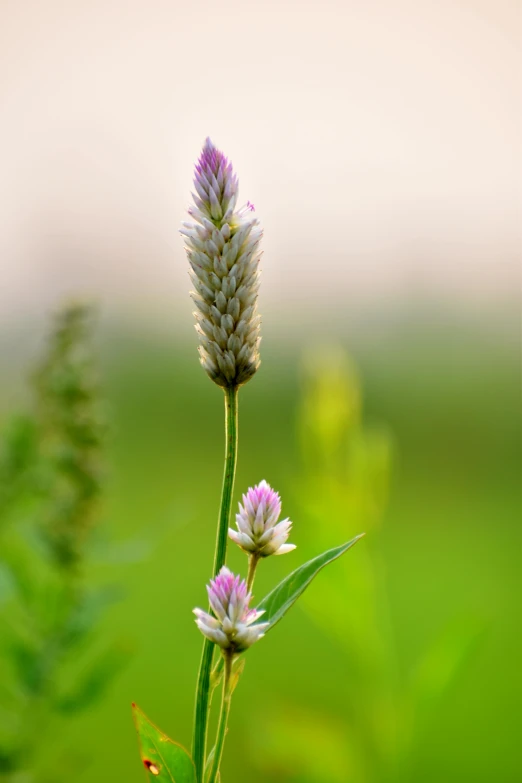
[229, 480, 296, 558]
[193, 566, 268, 652]
[181, 138, 262, 389]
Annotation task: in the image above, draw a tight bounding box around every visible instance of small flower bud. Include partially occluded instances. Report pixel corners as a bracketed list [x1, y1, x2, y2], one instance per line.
[182, 138, 262, 389]
[193, 566, 268, 653]
[229, 480, 296, 558]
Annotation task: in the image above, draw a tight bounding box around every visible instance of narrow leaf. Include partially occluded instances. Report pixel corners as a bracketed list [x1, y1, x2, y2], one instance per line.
[210, 654, 244, 692]
[132, 704, 196, 783]
[204, 746, 215, 782]
[210, 657, 224, 689]
[229, 656, 246, 694]
[258, 535, 364, 632]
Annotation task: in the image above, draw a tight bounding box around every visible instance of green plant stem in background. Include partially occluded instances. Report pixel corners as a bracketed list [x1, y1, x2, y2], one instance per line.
[193, 386, 238, 783]
[208, 653, 233, 783]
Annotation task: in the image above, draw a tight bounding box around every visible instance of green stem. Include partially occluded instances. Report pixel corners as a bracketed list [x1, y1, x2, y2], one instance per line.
[246, 553, 259, 592]
[208, 653, 233, 783]
[193, 386, 239, 783]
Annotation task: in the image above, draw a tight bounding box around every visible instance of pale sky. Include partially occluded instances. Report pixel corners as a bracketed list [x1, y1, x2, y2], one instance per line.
[0, 0, 520, 331]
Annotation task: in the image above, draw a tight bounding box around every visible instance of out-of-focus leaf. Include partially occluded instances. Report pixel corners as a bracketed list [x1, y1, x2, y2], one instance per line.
[0, 747, 17, 775]
[0, 538, 42, 608]
[9, 638, 40, 693]
[258, 535, 364, 632]
[62, 585, 124, 648]
[132, 704, 196, 783]
[89, 538, 154, 565]
[0, 564, 14, 606]
[250, 703, 354, 783]
[411, 615, 487, 706]
[55, 645, 128, 713]
[299, 347, 362, 472]
[0, 415, 38, 518]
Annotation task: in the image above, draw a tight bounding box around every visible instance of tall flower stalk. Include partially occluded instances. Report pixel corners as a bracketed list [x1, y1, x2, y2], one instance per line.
[132, 139, 363, 783]
[181, 138, 263, 781]
[192, 386, 237, 780]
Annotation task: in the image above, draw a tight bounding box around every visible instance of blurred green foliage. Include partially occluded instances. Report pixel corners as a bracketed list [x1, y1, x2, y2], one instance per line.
[254, 347, 484, 782]
[0, 317, 519, 783]
[0, 305, 126, 782]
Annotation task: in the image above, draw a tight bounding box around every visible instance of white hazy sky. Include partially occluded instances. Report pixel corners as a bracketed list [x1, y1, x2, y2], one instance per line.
[0, 0, 520, 330]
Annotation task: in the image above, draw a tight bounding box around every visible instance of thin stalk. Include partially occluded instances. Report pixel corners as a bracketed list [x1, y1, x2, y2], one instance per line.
[208, 653, 233, 783]
[246, 553, 259, 592]
[193, 386, 238, 783]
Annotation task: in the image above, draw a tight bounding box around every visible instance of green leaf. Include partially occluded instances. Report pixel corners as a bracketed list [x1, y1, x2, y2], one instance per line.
[258, 535, 364, 632]
[210, 654, 244, 693]
[132, 704, 196, 783]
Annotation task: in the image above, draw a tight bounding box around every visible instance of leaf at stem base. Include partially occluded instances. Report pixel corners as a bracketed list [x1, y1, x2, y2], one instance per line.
[132, 703, 196, 783]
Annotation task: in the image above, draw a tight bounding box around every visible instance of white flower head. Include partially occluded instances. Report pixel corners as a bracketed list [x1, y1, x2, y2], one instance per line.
[229, 480, 296, 558]
[193, 567, 268, 653]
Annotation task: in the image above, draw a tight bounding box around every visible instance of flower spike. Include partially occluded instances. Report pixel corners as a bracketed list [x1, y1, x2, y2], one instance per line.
[181, 138, 262, 389]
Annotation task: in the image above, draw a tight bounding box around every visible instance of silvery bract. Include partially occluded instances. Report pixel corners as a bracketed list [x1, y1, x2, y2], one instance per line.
[229, 480, 296, 558]
[194, 567, 268, 652]
[181, 138, 262, 388]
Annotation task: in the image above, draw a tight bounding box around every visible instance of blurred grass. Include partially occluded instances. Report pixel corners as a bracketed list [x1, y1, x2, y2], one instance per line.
[0, 316, 519, 782]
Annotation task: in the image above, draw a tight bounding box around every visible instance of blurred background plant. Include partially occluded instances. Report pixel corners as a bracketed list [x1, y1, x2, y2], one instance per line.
[249, 347, 485, 783]
[0, 303, 127, 782]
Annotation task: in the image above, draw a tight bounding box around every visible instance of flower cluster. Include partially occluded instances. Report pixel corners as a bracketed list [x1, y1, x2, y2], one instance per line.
[229, 480, 295, 558]
[181, 138, 262, 389]
[193, 567, 268, 653]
